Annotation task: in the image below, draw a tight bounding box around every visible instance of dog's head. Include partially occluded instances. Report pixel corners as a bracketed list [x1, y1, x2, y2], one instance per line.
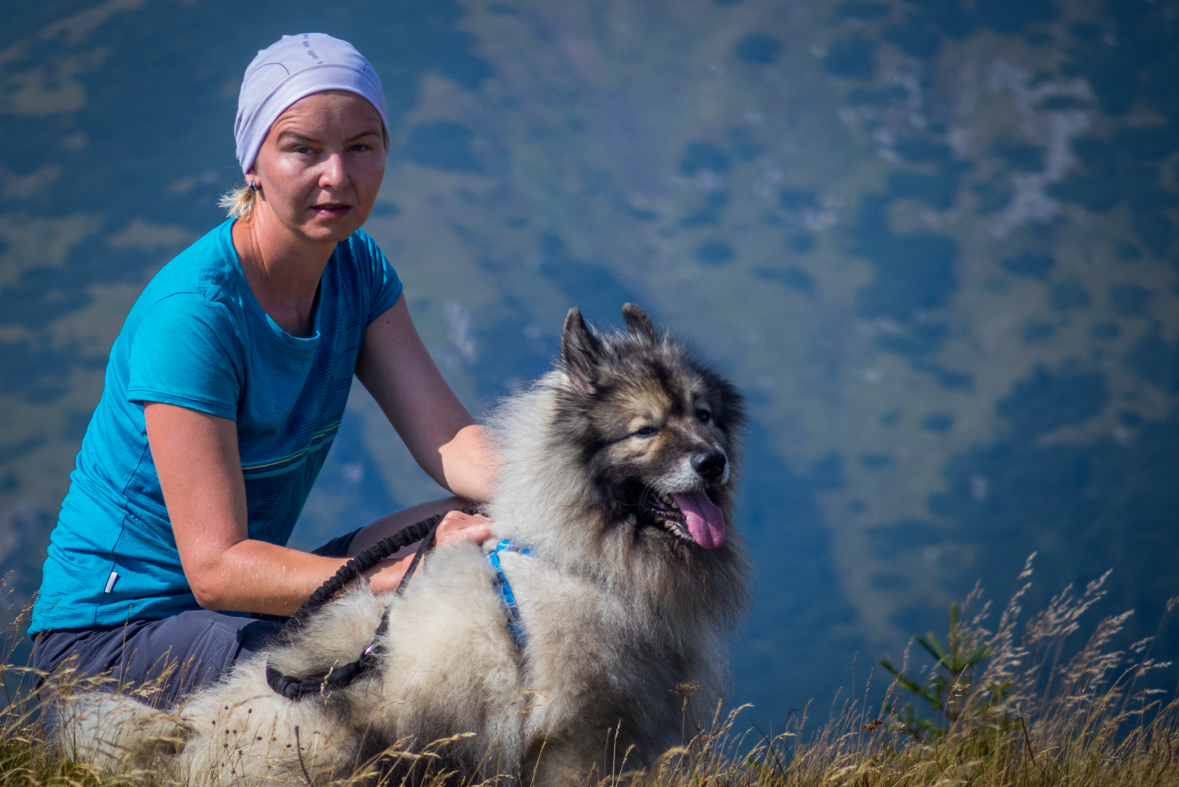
[555, 304, 746, 552]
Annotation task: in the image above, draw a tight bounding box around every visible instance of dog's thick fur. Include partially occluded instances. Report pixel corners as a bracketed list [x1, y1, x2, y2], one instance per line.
[58, 304, 749, 786]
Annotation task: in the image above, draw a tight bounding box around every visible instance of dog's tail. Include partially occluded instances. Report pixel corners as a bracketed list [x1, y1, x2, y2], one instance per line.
[55, 693, 187, 773]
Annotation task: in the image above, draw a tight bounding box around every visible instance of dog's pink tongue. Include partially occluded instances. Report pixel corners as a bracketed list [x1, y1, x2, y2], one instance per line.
[671, 491, 725, 549]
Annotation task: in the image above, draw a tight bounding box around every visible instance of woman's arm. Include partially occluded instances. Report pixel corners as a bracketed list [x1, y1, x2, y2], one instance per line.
[145, 402, 416, 614]
[354, 296, 498, 502]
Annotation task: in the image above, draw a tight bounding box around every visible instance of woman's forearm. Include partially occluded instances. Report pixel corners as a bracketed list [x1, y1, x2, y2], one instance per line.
[356, 299, 501, 499]
[193, 539, 413, 615]
[146, 402, 414, 615]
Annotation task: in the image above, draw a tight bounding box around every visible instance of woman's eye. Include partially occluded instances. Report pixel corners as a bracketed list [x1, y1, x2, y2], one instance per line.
[633, 426, 658, 438]
[696, 409, 711, 424]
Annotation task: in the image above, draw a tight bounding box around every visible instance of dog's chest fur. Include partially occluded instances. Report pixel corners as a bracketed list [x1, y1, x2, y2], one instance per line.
[369, 541, 722, 767]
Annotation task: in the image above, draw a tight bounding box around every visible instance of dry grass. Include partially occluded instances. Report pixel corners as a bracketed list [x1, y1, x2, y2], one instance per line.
[4, 556, 1179, 787]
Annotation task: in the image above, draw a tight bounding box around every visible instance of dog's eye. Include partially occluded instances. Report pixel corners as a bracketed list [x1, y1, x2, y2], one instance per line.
[632, 426, 658, 438]
[696, 409, 712, 424]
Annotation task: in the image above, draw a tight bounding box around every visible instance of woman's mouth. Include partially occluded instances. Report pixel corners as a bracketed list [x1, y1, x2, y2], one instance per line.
[312, 204, 351, 218]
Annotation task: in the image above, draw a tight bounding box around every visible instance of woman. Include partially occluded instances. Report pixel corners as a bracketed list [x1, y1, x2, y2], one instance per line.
[29, 34, 495, 708]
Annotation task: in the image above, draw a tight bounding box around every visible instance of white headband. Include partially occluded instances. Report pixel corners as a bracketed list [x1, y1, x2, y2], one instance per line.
[234, 33, 389, 174]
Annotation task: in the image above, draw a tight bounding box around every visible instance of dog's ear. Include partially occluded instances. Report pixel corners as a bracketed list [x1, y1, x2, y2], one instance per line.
[621, 303, 656, 340]
[560, 308, 603, 394]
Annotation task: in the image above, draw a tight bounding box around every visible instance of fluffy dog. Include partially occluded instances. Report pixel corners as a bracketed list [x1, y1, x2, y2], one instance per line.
[60, 304, 749, 786]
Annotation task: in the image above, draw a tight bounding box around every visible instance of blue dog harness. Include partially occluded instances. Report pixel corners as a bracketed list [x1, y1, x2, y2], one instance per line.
[487, 539, 532, 651]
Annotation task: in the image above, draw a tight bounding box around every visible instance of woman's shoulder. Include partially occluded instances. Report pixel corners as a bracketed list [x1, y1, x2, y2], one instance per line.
[148, 219, 242, 294]
[342, 227, 385, 265]
[335, 229, 402, 310]
[124, 220, 249, 334]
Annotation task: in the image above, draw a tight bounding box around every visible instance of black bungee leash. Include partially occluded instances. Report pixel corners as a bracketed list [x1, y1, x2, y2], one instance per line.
[265, 506, 480, 701]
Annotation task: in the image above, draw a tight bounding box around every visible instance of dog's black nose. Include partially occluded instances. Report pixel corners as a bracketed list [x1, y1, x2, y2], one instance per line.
[692, 450, 727, 482]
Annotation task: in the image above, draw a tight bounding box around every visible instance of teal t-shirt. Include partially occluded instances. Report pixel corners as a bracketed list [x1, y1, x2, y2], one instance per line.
[29, 219, 402, 635]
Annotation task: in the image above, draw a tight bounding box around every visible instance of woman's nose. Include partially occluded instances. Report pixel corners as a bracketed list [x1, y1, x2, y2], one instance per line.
[318, 152, 346, 188]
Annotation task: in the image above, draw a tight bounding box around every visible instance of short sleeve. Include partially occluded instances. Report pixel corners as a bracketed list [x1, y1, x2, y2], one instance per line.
[126, 293, 242, 420]
[350, 230, 403, 324]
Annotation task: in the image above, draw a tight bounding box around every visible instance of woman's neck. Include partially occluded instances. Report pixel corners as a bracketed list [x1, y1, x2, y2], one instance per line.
[231, 212, 333, 338]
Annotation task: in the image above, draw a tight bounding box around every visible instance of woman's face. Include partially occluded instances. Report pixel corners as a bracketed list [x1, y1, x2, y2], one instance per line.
[250, 90, 386, 244]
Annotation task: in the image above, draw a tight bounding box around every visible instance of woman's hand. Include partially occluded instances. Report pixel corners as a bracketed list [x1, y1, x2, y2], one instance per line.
[434, 509, 494, 549]
[364, 509, 493, 595]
